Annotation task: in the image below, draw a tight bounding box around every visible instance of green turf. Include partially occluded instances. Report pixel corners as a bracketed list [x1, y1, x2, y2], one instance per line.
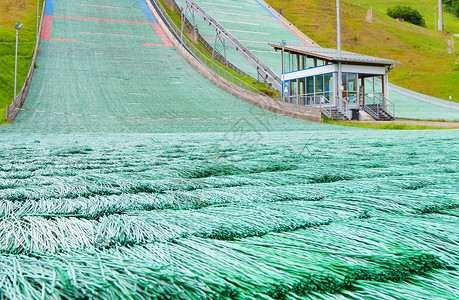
[0, 0, 458, 299]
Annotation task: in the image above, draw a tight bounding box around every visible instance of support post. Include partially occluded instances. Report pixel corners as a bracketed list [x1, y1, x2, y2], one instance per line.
[281, 41, 285, 101]
[336, 0, 343, 107]
[14, 28, 19, 99]
[438, 0, 443, 31]
[434, 7, 437, 31]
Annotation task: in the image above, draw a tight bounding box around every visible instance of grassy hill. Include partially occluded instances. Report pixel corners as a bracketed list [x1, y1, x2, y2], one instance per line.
[0, 0, 40, 123]
[357, 0, 459, 33]
[267, 0, 459, 102]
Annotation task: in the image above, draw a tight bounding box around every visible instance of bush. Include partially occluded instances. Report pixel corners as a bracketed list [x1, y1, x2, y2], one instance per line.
[444, 0, 459, 17]
[387, 5, 426, 27]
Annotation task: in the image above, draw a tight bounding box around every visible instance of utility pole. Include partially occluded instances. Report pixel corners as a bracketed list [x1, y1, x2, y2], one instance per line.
[337, 0, 342, 103]
[438, 0, 443, 31]
[280, 40, 286, 102]
[434, 7, 437, 31]
[14, 21, 23, 99]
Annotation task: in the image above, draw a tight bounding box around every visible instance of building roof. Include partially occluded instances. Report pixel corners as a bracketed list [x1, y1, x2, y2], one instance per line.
[269, 44, 401, 66]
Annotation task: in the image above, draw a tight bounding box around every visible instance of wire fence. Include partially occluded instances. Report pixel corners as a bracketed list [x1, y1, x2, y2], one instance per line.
[148, 0, 274, 98]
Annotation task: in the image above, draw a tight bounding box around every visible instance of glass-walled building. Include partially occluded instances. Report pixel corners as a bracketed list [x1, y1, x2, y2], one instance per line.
[269, 44, 400, 120]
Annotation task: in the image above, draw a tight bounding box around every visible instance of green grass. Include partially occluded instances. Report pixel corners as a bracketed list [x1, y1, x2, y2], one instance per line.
[267, 0, 459, 102]
[0, 0, 41, 124]
[322, 116, 455, 129]
[353, 0, 459, 33]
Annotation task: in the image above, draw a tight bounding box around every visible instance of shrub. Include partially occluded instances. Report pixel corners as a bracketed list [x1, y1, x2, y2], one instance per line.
[387, 5, 426, 27]
[444, 0, 459, 17]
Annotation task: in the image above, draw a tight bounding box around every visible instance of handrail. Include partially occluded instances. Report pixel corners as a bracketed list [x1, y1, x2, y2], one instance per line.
[319, 96, 333, 120]
[364, 104, 379, 119]
[385, 98, 396, 118]
[173, 1, 253, 79]
[336, 96, 347, 116]
[181, 0, 282, 91]
[148, 0, 271, 97]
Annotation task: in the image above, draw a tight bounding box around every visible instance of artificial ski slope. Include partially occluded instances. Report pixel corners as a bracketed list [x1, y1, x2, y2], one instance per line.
[0, 0, 458, 299]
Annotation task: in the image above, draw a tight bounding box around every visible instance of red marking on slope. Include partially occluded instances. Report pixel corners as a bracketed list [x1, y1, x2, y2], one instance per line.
[152, 23, 172, 47]
[41, 15, 77, 41]
[52, 15, 154, 25]
[256, 16, 276, 20]
[41, 15, 52, 39]
[142, 43, 173, 47]
[277, 19, 313, 46]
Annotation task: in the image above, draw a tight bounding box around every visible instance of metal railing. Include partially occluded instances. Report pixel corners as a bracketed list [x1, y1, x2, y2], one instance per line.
[363, 93, 396, 120]
[319, 96, 333, 119]
[385, 98, 396, 118]
[148, 0, 271, 97]
[173, 1, 253, 79]
[282, 93, 330, 106]
[336, 96, 348, 116]
[181, 0, 282, 91]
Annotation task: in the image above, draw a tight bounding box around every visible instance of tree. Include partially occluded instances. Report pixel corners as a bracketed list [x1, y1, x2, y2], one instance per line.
[444, 0, 459, 17]
[387, 5, 426, 27]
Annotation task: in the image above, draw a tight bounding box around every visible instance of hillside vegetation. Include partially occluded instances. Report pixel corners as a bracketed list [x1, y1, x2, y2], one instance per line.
[268, 0, 459, 102]
[0, 0, 39, 123]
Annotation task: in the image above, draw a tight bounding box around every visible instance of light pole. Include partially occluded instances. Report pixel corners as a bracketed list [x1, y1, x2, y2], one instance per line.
[434, 7, 437, 31]
[336, 0, 342, 104]
[37, 0, 39, 37]
[280, 40, 286, 102]
[14, 21, 23, 99]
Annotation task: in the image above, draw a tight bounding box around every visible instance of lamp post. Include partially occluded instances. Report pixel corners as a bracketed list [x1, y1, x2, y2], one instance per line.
[434, 7, 437, 31]
[37, 0, 39, 37]
[280, 40, 286, 102]
[14, 21, 23, 99]
[336, 0, 342, 104]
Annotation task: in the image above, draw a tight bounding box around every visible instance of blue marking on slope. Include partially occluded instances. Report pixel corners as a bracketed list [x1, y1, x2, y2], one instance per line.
[140, 2, 156, 23]
[254, 0, 278, 19]
[45, 0, 54, 15]
[121, 0, 156, 23]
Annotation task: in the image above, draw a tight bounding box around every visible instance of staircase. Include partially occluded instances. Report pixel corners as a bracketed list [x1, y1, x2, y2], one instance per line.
[322, 106, 349, 120]
[364, 104, 396, 121]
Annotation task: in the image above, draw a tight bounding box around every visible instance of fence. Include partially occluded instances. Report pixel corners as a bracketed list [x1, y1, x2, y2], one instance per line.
[5, 1, 46, 122]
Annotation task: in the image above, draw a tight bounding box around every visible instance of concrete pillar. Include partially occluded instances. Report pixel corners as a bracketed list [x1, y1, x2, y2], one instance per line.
[383, 73, 389, 106]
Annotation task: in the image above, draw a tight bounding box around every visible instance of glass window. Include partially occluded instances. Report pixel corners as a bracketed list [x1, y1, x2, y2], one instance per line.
[306, 77, 314, 95]
[299, 78, 306, 95]
[315, 75, 324, 93]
